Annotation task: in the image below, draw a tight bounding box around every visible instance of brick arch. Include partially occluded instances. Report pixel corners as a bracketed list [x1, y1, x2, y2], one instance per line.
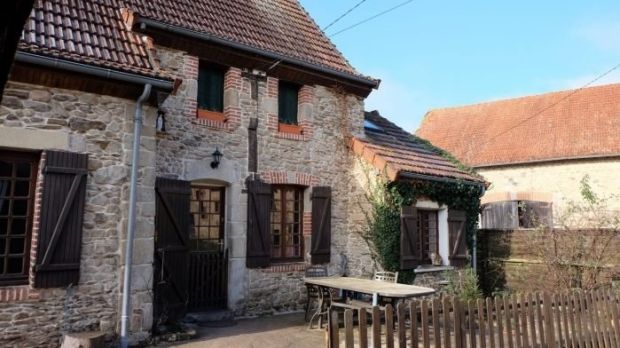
[260, 171, 321, 186]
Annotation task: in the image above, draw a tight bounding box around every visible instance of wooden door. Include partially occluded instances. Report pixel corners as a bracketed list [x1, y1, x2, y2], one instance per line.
[188, 185, 228, 311]
[154, 177, 191, 322]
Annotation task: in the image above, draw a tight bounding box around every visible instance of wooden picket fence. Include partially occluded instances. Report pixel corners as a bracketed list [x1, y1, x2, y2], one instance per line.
[328, 289, 620, 348]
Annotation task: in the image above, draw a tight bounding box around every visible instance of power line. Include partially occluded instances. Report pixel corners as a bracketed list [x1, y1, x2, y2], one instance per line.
[329, 0, 415, 37]
[322, 0, 368, 31]
[459, 62, 620, 163]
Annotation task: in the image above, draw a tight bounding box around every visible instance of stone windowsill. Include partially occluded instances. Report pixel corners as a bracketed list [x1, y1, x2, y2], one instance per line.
[414, 265, 455, 274]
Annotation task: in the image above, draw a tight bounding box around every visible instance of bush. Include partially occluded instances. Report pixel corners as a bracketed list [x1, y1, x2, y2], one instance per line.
[444, 268, 483, 302]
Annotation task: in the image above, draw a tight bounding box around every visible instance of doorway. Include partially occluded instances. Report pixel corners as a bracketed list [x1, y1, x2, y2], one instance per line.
[188, 185, 228, 311]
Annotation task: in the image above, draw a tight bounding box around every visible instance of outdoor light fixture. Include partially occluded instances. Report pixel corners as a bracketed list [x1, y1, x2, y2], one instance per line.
[211, 147, 223, 169]
[156, 110, 166, 132]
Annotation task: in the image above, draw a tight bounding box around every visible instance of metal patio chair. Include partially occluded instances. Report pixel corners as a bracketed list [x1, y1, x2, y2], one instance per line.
[304, 265, 328, 322]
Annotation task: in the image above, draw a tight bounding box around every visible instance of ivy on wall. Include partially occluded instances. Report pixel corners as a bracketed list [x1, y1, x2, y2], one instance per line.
[361, 162, 484, 284]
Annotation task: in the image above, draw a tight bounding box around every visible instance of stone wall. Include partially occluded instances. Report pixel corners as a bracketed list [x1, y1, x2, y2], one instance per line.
[0, 81, 157, 346]
[154, 45, 375, 316]
[478, 158, 620, 216]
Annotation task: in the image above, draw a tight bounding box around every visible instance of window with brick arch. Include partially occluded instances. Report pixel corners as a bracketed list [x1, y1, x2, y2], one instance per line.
[0, 151, 38, 285]
[417, 210, 439, 264]
[271, 186, 304, 261]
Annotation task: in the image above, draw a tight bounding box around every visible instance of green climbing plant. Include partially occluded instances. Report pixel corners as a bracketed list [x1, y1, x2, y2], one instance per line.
[359, 158, 483, 284]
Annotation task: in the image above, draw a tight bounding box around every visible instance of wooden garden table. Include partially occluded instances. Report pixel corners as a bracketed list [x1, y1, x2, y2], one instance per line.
[303, 276, 435, 328]
[305, 276, 435, 306]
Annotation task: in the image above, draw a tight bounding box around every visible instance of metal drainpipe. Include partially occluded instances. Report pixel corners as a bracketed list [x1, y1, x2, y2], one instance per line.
[472, 185, 486, 273]
[120, 83, 152, 348]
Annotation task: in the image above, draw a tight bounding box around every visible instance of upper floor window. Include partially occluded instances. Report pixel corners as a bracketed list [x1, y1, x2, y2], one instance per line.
[271, 185, 303, 261]
[197, 63, 225, 115]
[278, 81, 300, 125]
[0, 151, 38, 285]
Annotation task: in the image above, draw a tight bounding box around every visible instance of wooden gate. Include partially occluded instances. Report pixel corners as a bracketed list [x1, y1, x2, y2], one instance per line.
[154, 177, 191, 323]
[188, 249, 228, 310]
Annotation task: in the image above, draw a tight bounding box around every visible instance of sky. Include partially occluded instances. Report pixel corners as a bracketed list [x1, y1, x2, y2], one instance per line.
[300, 0, 620, 132]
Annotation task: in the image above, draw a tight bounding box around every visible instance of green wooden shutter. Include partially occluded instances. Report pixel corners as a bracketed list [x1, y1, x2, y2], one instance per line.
[34, 150, 88, 288]
[198, 65, 224, 112]
[278, 81, 299, 124]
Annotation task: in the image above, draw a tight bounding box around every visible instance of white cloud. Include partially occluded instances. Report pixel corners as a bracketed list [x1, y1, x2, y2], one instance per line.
[364, 76, 427, 132]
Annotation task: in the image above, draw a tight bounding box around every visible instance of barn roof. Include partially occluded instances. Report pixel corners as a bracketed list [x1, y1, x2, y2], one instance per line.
[417, 83, 620, 167]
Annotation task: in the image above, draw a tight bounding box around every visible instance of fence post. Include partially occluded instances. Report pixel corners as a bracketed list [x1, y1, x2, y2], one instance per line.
[454, 298, 463, 348]
[344, 309, 354, 348]
[372, 306, 381, 348]
[397, 302, 406, 348]
[329, 309, 340, 348]
[543, 292, 556, 348]
[359, 308, 368, 348]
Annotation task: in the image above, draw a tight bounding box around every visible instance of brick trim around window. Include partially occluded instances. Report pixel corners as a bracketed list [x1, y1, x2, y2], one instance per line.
[266, 77, 315, 141]
[183, 55, 242, 131]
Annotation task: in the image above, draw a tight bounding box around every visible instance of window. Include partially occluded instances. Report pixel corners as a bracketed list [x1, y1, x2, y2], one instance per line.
[271, 186, 303, 260]
[197, 63, 225, 114]
[363, 119, 384, 132]
[190, 186, 225, 252]
[417, 210, 438, 264]
[0, 151, 38, 285]
[278, 81, 300, 124]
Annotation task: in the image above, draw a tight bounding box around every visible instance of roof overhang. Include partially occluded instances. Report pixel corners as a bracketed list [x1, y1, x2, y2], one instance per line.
[14, 52, 174, 91]
[349, 137, 487, 190]
[132, 16, 379, 97]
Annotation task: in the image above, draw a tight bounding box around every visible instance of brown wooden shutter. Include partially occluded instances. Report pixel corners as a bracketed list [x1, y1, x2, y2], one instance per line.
[481, 201, 518, 230]
[310, 186, 331, 264]
[34, 150, 88, 288]
[154, 177, 191, 320]
[400, 205, 420, 270]
[246, 176, 272, 268]
[448, 209, 469, 267]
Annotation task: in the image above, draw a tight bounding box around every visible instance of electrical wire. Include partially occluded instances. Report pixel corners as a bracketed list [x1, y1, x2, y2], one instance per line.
[329, 0, 416, 37]
[322, 0, 368, 31]
[457, 62, 620, 162]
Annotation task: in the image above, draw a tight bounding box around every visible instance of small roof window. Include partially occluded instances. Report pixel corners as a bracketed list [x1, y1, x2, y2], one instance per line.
[364, 119, 384, 132]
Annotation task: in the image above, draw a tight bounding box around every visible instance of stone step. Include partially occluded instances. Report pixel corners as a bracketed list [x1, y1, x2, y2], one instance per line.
[61, 331, 105, 348]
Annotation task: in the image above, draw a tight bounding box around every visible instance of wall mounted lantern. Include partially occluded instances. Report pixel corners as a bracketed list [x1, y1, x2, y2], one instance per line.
[211, 147, 223, 169]
[156, 110, 166, 132]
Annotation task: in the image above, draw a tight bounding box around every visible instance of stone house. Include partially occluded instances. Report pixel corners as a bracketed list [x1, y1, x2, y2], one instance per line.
[417, 83, 620, 229]
[0, 0, 483, 346]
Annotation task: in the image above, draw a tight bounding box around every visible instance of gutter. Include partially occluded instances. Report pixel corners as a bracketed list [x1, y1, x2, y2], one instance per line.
[135, 17, 379, 89]
[120, 83, 152, 348]
[15, 51, 173, 90]
[399, 171, 486, 188]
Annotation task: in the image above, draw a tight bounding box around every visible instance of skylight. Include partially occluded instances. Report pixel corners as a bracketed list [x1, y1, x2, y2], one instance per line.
[364, 119, 383, 132]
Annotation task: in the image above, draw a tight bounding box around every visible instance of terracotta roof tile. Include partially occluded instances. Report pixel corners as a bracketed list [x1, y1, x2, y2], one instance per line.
[417, 83, 620, 167]
[127, 0, 369, 80]
[18, 0, 167, 79]
[351, 111, 484, 183]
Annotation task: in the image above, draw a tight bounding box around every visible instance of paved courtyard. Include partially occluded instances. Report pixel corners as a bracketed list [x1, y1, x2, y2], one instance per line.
[168, 313, 326, 348]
